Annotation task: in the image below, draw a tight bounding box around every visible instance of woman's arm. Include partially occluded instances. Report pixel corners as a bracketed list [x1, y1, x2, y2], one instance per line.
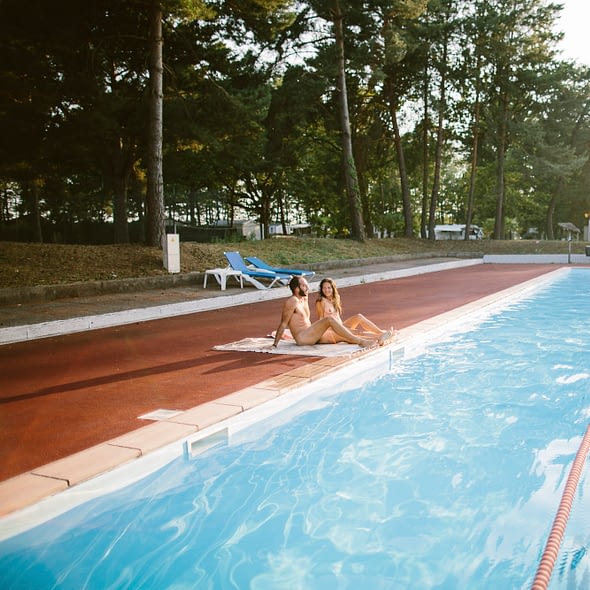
[315, 298, 326, 320]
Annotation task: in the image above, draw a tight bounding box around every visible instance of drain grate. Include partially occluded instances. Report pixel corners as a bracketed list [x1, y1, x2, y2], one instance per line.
[138, 409, 182, 421]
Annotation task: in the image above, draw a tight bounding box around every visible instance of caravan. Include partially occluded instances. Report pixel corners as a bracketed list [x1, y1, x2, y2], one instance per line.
[433, 224, 483, 240]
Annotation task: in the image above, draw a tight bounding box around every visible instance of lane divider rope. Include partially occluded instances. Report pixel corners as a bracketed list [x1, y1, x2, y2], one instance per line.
[531, 423, 590, 590]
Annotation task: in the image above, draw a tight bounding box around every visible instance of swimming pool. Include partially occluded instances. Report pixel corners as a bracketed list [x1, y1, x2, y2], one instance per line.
[0, 268, 589, 589]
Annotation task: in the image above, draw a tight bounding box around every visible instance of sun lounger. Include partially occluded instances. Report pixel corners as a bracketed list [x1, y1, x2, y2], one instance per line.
[244, 256, 315, 277]
[224, 251, 291, 290]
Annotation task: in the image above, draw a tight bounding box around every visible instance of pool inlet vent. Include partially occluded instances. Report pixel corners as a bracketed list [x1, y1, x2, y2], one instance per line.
[184, 428, 229, 460]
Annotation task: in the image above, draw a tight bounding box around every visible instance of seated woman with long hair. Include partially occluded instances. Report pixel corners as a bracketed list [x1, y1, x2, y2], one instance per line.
[315, 277, 395, 343]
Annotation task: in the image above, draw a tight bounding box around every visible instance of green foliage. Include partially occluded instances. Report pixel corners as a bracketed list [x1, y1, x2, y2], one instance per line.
[1, 0, 590, 244]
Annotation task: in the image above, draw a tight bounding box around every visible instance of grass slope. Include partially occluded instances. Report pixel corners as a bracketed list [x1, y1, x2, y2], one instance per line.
[0, 237, 586, 289]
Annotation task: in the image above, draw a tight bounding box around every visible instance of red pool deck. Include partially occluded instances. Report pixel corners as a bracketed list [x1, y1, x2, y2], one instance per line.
[0, 262, 563, 516]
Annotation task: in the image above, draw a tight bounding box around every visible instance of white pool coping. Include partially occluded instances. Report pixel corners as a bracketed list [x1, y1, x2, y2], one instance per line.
[484, 253, 590, 265]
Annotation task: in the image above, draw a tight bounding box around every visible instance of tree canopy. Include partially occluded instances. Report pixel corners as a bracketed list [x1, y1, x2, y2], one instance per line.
[1, 0, 589, 245]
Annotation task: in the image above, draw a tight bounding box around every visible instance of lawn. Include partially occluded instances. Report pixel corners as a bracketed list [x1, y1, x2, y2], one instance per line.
[0, 237, 586, 289]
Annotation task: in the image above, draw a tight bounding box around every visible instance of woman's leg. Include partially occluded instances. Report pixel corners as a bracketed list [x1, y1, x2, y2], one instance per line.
[343, 314, 385, 336]
[296, 317, 376, 347]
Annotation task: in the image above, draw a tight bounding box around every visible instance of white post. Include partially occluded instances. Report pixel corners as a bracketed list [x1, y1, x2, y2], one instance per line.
[163, 233, 180, 273]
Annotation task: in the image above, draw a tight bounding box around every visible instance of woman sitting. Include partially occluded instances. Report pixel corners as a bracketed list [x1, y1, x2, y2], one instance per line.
[315, 277, 395, 343]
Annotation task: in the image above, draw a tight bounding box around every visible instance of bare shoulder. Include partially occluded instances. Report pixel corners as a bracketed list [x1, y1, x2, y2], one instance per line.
[282, 295, 299, 312]
[285, 294, 297, 305]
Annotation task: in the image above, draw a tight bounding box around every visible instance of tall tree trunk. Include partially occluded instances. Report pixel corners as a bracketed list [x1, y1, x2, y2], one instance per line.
[465, 56, 481, 240]
[545, 177, 563, 240]
[145, 0, 165, 247]
[420, 64, 429, 239]
[493, 92, 509, 240]
[387, 89, 413, 237]
[112, 138, 131, 244]
[352, 137, 372, 237]
[278, 189, 288, 235]
[113, 176, 129, 244]
[261, 187, 271, 240]
[189, 189, 197, 225]
[428, 39, 448, 241]
[30, 180, 43, 243]
[332, 0, 364, 241]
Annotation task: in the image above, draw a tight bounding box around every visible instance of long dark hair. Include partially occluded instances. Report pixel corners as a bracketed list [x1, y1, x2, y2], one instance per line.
[317, 278, 342, 314]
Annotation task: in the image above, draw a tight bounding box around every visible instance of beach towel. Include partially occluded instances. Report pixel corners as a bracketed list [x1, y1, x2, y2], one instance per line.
[213, 337, 360, 357]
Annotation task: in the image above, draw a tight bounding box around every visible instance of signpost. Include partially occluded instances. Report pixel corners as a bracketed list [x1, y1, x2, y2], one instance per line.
[558, 222, 580, 264]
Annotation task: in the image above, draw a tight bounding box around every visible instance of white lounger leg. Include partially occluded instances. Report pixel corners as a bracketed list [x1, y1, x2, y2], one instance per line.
[204, 268, 243, 290]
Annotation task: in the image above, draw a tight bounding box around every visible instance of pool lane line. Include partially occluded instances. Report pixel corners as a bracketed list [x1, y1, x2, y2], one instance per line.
[530, 423, 590, 590]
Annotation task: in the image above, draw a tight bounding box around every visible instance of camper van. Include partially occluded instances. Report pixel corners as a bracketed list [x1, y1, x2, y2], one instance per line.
[433, 224, 483, 240]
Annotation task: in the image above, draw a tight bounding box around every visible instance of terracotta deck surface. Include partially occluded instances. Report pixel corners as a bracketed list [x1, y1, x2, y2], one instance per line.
[0, 260, 567, 516]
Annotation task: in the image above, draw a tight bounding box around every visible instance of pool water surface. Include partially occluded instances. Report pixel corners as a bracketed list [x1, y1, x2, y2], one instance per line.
[1, 268, 589, 589]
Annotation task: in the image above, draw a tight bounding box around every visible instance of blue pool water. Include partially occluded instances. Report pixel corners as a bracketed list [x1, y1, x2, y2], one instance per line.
[1, 268, 589, 589]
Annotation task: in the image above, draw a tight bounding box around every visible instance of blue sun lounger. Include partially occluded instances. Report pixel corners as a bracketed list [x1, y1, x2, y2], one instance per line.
[224, 251, 292, 290]
[244, 256, 315, 278]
